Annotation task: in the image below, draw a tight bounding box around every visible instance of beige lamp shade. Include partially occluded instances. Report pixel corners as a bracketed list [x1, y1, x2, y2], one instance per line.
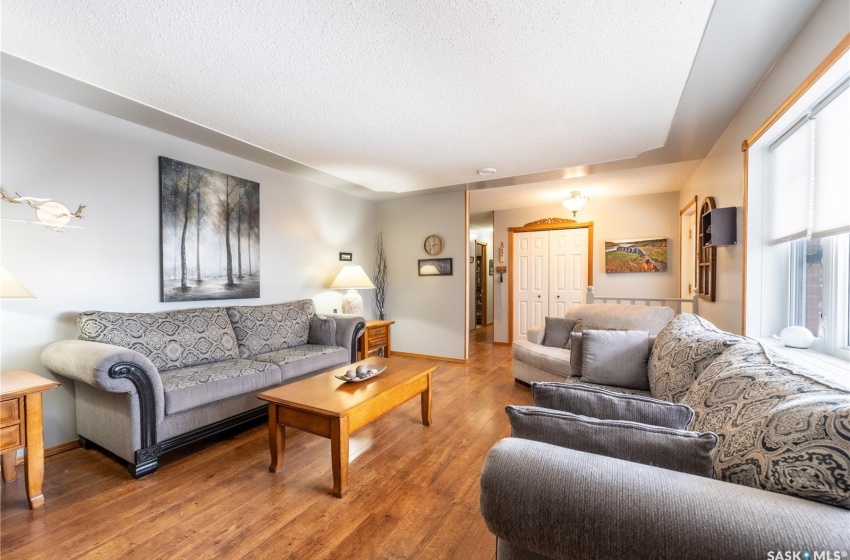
[330, 265, 374, 315]
[330, 265, 376, 290]
[1, 266, 35, 299]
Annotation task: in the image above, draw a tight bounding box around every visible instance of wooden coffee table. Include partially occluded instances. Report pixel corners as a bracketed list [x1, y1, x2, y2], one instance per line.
[257, 356, 436, 498]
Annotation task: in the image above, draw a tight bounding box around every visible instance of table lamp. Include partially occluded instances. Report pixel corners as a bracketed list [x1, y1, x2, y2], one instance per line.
[330, 265, 374, 315]
[1, 266, 35, 299]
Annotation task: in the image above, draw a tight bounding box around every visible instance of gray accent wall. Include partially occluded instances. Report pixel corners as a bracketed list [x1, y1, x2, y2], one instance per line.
[378, 192, 467, 361]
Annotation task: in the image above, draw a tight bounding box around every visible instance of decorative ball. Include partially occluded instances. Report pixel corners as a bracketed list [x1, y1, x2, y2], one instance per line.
[345, 369, 357, 380]
[779, 326, 814, 349]
[356, 365, 369, 376]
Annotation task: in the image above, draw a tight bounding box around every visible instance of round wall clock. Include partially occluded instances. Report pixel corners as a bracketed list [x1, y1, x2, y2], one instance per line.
[424, 234, 444, 256]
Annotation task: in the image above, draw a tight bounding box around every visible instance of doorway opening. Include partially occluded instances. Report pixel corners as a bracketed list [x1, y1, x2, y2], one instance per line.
[679, 196, 697, 313]
[475, 241, 488, 327]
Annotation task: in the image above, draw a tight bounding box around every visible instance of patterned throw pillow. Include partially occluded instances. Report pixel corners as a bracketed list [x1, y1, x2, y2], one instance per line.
[680, 341, 850, 509]
[78, 307, 240, 372]
[227, 300, 315, 358]
[647, 313, 743, 402]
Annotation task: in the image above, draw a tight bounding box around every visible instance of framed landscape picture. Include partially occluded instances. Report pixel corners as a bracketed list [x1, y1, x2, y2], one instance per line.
[604, 238, 667, 273]
[160, 156, 260, 302]
[418, 258, 453, 276]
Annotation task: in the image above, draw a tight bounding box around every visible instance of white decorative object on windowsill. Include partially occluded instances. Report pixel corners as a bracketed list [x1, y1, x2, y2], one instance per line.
[778, 326, 815, 349]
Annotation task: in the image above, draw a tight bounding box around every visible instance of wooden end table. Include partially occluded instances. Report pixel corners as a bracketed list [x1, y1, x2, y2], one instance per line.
[359, 320, 394, 360]
[1, 369, 60, 509]
[257, 356, 435, 498]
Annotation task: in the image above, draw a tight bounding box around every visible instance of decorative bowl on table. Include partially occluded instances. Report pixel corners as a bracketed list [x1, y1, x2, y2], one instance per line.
[335, 364, 387, 383]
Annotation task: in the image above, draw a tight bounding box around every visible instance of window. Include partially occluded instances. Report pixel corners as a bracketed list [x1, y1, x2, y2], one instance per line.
[768, 75, 850, 360]
[788, 234, 850, 358]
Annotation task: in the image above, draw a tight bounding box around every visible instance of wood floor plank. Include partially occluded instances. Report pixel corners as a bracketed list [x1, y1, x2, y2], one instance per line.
[1, 326, 528, 559]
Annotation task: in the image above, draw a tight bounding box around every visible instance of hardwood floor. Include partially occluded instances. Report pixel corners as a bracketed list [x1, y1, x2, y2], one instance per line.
[0, 325, 531, 559]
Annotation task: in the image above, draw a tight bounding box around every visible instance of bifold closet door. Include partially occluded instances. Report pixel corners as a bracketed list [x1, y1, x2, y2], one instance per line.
[513, 231, 548, 340]
[513, 228, 589, 341]
[549, 228, 588, 316]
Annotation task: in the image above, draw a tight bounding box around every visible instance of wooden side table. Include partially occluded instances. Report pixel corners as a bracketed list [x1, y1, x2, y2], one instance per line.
[359, 320, 395, 360]
[1, 370, 60, 509]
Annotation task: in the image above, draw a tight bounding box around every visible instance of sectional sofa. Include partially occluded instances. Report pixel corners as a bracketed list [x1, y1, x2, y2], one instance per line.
[41, 299, 364, 477]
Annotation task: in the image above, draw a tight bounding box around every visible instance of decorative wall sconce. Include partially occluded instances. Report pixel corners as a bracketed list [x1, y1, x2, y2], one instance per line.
[562, 191, 587, 217]
[1, 187, 85, 232]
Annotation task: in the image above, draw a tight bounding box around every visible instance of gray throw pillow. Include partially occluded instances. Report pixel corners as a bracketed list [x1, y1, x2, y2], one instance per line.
[581, 329, 651, 390]
[506, 406, 717, 477]
[571, 331, 656, 379]
[532, 382, 694, 429]
[307, 315, 337, 346]
[569, 332, 584, 377]
[543, 317, 575, 348]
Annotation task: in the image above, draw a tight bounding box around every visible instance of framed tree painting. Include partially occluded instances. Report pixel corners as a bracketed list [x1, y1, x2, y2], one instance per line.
[160, 156, 260, 302]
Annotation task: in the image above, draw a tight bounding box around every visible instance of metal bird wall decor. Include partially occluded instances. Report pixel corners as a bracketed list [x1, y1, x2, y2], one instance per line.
[0, 187, 86, 232]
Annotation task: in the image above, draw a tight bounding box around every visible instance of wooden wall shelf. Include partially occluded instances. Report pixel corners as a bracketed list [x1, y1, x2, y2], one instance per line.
[698, 197, 717, 302]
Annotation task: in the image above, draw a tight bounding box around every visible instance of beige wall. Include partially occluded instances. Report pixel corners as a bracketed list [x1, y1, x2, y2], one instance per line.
[492, 192, 680, 343]
[678, 0, 849, 334]
[378, 191, 467, 360]
[1, 82, 378, 448]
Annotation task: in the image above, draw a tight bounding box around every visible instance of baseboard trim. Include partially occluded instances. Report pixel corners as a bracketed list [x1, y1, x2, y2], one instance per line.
[13, 440, 81, 466]
[392, 352, 467, 364]
[47, 440, 81, 457]
[492, 342, 510, 347]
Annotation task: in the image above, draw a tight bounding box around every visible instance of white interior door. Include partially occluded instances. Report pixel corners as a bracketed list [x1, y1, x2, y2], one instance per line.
[550, 228, 588, 315]
[514, 231, 548, 339]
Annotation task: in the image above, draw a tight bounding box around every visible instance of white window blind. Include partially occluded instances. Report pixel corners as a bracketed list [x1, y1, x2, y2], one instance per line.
[813, 86, 850, 238]
[769, 78, 850, 244]
[769, 119, 812, 243]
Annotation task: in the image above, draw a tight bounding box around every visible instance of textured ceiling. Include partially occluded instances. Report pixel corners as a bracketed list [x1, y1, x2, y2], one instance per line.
[468, 159, 704, 214]
[1, 0, 713, 193]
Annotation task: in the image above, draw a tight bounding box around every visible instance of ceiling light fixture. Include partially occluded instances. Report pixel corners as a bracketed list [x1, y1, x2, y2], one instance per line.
[477, 168, 497, 176]
[562, 191, 587, 217]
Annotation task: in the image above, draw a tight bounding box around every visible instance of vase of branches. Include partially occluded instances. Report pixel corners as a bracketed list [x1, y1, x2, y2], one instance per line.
[374, 230, 388, 321]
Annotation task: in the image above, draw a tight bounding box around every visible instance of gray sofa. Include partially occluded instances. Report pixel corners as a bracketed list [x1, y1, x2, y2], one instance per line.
[41, 299, 364, 477]
[483, 312, 850, 558]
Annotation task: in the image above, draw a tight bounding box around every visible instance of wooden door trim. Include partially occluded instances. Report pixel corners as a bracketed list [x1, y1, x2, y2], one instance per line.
[507, 220, 594, 344]
[679, 196, 697, 301]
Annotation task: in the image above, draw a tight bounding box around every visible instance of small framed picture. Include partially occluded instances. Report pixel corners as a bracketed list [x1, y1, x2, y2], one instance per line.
[419, 258, 453, 276]
[489, 259, 494, 275]
[339, 252, 353, 261]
